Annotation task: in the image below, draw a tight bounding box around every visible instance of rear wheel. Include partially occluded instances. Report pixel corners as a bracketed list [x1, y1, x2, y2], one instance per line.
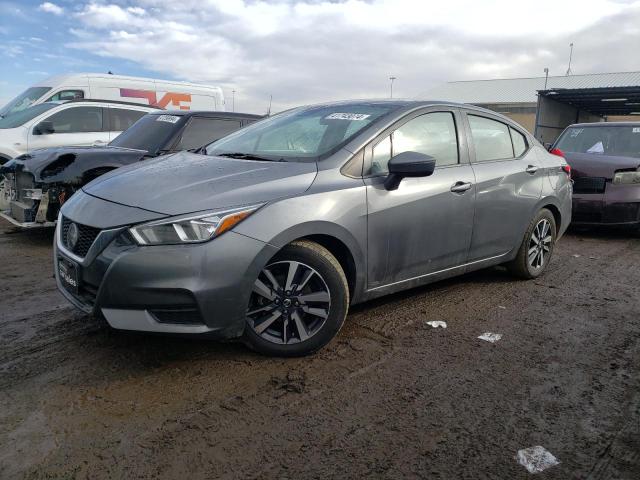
[242, 240, 349, 357]
[507, 208, 556, 279]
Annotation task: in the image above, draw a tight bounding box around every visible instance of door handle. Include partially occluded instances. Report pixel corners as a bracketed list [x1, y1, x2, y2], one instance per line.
[450, 181, 473, 193]
[525, 165, 539, 174]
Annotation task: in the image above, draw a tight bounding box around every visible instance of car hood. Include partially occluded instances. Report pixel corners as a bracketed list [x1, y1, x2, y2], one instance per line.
[564, 152, 640, 179]
[83, 151, 318, 216]
[0, 145, 147, 184]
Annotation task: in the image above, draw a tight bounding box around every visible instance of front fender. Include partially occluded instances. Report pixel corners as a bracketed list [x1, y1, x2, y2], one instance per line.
[234, 184, 368, 302]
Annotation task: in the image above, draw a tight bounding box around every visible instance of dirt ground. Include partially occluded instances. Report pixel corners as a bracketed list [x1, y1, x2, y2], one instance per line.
[0, 218, 638, 480]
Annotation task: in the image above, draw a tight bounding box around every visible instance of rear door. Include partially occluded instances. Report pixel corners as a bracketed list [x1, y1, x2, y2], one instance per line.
[463, 111, 543, 261]
[365, 107, 476, 288]
[27, 105, 108, 151]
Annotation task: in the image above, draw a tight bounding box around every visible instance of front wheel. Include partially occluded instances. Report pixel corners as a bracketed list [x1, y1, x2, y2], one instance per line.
[242, 240, 349, 357]
[507, 208, 557, 279]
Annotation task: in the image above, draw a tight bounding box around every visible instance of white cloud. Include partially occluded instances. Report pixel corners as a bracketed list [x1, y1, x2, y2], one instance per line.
[62, 0, 640, 113]
[38, 2, 63, 15]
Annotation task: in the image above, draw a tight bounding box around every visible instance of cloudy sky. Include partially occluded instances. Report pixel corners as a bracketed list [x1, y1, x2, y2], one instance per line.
[1, 0, 639, 113]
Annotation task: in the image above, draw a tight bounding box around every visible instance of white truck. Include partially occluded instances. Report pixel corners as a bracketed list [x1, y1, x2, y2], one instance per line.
[0, 73, 225, 119]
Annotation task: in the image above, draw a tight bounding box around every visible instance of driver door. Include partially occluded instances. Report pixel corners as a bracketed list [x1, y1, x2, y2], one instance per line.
[365, 108, 476, 289]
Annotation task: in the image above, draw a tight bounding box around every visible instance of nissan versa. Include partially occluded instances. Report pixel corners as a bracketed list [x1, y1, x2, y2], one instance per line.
[54, 100, 572, 356]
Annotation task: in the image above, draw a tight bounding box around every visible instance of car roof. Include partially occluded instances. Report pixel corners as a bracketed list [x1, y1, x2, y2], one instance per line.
[291, 99, 527, 132]
[149, 110, 263, 119]
[567, 121, 640, 128]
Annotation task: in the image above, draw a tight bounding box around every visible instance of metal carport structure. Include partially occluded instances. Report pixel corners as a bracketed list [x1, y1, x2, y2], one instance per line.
[534, 86, 640, 145]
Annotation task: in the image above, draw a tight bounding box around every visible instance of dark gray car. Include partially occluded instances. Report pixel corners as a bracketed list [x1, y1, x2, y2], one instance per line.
[54, 100, 572, 356]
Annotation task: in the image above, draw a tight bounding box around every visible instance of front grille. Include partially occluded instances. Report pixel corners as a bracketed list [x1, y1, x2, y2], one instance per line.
[573, 176, 606, 194]
[61, 216, 101, 257]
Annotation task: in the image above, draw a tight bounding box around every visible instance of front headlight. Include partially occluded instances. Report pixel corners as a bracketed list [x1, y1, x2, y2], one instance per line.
[129, 205, 262, 245]
[612, 167, 640, 185]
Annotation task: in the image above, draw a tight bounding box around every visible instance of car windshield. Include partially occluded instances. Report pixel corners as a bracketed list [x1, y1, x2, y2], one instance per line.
[556, 125, 640, 158]
[109, 114, 186, 154]
[0, 102, 59, 129]
[205, 104, 397, 161]
[0, 86, 51, 118]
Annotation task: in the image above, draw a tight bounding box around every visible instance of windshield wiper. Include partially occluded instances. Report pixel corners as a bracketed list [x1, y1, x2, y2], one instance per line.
[216, 152, 280, 162]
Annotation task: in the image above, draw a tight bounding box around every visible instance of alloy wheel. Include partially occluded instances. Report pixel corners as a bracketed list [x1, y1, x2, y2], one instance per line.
[247, 260, 331, 345]
[528, 218, 553, 270]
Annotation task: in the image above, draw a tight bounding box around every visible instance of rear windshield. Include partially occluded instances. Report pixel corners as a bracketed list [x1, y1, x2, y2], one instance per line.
[0, 103, 58, 129]
[555, 125, 640, 158]
[0, 86, 51, 118]
[205, 104, 398, 162]
[109, 114, 186, 153]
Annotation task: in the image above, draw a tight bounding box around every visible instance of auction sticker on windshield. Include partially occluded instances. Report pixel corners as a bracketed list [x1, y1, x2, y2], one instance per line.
[156, 115, 181, 124]
[326, 113, 371, 121]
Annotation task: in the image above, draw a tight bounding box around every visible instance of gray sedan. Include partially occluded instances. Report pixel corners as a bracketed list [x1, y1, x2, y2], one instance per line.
[54, 100, 572, 356]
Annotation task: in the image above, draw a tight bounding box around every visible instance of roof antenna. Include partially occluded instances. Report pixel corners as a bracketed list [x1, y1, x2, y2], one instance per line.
[108, 70, 113, 75]
[267, 94, 272, 116]
[565, 43, 573, 76]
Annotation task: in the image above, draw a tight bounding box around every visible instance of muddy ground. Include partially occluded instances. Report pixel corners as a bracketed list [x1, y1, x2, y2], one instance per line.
[0, 218, 638, 479]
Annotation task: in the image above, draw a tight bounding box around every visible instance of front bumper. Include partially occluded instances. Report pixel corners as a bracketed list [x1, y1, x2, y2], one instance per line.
[572, 183, 640, 226]
[54, 216, 278, 338]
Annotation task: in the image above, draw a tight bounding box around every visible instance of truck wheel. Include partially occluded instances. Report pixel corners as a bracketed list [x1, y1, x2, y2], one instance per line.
[507, 208, 557, 279]
[243, 240, 349, 357]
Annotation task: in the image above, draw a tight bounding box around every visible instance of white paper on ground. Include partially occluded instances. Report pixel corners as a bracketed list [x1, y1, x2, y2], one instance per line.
[516, 446, 560, 473]
[426, 321, 447, 329]
[478, 332, 502, 343]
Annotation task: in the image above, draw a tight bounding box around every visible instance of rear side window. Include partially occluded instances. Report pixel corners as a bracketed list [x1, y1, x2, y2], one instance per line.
[47, 90, 85, 102]
[176, 118, 242, 150]
[510, 127, 528, 156]
[468, 115, 514, 162]
[44, 106, 103, 133]
[109, 108, 146, 132]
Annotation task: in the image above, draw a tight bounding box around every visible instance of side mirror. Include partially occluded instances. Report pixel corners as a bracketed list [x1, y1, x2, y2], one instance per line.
[33, 121, 55, 135]
[544, 142, 553, 151]
[384, 151, 436, 191]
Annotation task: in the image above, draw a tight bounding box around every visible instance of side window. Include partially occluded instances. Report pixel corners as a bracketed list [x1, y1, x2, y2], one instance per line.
[47, 90, 85, 102]
[44, 106, 103, 133]
[109, 108, 146, 132]
[371, 136, 391, 175]
[176, 118, 242, 150]
[510, 127, 528, 156]
[393, 112, 458, 167]
[468, 115, 514, 162]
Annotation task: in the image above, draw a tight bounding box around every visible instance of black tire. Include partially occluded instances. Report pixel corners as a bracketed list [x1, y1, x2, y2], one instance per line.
[507, 208, 557, 279]
[242, 240, 349, 357]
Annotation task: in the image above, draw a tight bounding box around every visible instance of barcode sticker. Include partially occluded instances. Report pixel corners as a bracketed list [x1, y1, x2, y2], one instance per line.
[325, 113, 371, 121]
[156, 115, 180, 124]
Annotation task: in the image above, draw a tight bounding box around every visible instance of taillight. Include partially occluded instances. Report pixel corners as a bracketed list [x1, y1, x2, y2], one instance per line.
[562, 164, 572, 176]
[550, 148, 565, 158]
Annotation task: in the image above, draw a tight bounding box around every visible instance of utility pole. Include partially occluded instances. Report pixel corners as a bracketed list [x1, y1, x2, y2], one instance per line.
[389, 76, 396, 99]
[544, 68, 549, 90]
[232, 90, 235, 112]
[566, 43, 574, 76]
